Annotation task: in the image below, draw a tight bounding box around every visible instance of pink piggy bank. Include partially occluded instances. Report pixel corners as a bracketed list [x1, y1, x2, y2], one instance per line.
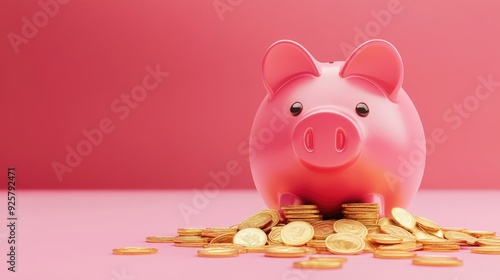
[249, 39, 425, 218]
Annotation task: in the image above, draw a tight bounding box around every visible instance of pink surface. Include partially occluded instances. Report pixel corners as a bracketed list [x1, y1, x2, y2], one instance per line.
[2, 1, 500, 190]
[1, 190, 499, 280]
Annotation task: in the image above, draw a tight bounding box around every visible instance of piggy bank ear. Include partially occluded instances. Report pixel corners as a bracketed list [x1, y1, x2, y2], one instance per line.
[262, 40, 320, 99]
[339, 40, 403, 102]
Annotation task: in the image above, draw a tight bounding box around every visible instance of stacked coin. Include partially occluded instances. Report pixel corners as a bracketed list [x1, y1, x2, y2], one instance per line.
[341, 203, 379, 229]
[281, 205, 322, 223]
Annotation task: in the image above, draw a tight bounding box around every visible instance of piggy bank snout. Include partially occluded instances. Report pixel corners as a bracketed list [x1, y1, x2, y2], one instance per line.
[292, 112, 362, 169]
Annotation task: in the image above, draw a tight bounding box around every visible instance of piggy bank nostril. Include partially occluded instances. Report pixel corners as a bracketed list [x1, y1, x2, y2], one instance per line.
[335, 128, 346, 152]
[304, 128, 314, 152]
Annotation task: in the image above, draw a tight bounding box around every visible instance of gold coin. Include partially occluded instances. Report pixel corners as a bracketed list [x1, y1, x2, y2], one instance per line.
[334, 219, 368, 238]
[259, 209, 282, 232]
[293, 260, 343, 269]
[233, 228, 267, 247]
[202, 227, 237, 237]
[423, 244, 460, 252]
[342, 208, 379, 213]
[281, 205, 318, 210]
[174, 242, 207, 247]
[300, 246, 317, 254]
[377, 242, 422, 252]
[463, 230, 496, 239]
[380, 224, 415, 241]
[173, 236, 211, 243]
[440, 227, 466, 232]
[412, 258, 463, 266]
[177, 228, 204, 236]
[314, 249, 333, 254]
[342, 203, 379, 208]
[283, 209, 321, 214]
[342, 211, 378, 219]
[414, 216, 440, 232]
[355, 221, 379, 227]
[238, 212, 272, 230]
[367, 234, 403, 245]
[312, 220, 335, 239]
[197, 247, 239, 258]
[367, 227, 382, 234]
[412, 228, 441, 241]
[344, 216, 379, 222]
[145, 236, 175, 243]
[309, 256, 348, 263]
[209, 233, 236, 244]
[285, 214, 323, 219]
[351, 218, 379, 223]
[264, 246, 308, 258]
[417, 239, 459, 245]
[471, 246, 500, 255]
[112, 247, 158, 255]
[306, 241, 327, 249]
[325, 233, 365, 255]
[363, 239, 378, 252]
[204, 243, 246, 253]
[414, 254, 457, 260]
[245, 246, 269, 253]
[268, 227, 284, 245]
[286, 218, 322, 223]
[281, 221, 315, 246]
[428, 229, 444, 239]
[444, 231, 477, 244]
[378, 217, 397, 226]
[476, 238, 500, 246]
[391, 207, 416, 231]
[373, 250, 416, 259]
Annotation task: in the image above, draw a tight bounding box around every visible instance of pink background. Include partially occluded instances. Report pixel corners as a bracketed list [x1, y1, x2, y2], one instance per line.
[2, 0, 500, 190]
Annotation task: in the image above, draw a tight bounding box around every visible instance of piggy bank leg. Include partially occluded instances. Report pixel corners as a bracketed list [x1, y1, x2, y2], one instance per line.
[279, 193, 304, 207]
[278, 193, 304, 218]
[360, 193, 385, 217]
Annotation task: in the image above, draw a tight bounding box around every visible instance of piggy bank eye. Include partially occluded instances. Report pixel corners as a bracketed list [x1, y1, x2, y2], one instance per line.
[290, 102, 303, 116]
[356, 102, 369, 117]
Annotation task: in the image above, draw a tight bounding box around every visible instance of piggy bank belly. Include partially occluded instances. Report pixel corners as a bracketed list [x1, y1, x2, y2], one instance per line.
[250, 146, 420, 218]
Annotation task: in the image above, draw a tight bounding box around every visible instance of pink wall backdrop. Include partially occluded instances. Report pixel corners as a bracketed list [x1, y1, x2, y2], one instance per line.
[1, 0, 500, 190]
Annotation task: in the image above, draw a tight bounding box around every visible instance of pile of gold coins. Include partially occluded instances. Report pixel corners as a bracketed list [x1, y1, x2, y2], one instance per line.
[112, 203, 500, 269]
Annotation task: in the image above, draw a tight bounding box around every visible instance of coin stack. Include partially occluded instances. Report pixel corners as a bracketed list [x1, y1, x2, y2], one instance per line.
[281, 205, 322, 223]
[341, 203, 379, 230]
[113, 203, 500, 269]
